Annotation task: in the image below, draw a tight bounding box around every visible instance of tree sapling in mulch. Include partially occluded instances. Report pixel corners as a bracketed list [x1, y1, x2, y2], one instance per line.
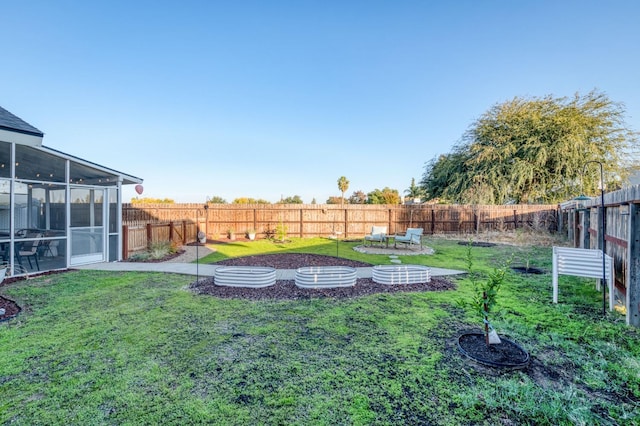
[459, 241, 513, 346]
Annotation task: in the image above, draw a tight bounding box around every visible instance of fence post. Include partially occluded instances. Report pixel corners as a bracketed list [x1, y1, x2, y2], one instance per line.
[300, 209, 304, 238]
[628, 203, 640, 326]
[596, 206, 605, 252]
[557, 206, 564, 235]
[581, 211, 590, 249]
[182, 221, 187, 245]
[253, 209, 257, 236]
[568, 210, 576, 247]
[344, 208, 348, 239]
[146, 223, 152, 248]
[169, 221, 174, 243]
[513, 209, 518, 230]
[431, 209, 435, 234]
[122, 225, 129, 260]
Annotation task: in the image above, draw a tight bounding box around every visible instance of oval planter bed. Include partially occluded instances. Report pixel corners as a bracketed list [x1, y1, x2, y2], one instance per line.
[457, 333, 530, 370]
[295, 266, 357, 289]
[372, 265, 431, 285]
[214, 266, 276, 288]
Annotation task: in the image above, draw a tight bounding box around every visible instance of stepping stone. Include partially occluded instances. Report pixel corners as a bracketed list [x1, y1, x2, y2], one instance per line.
[390, 259, 402, 264]
[389, 255, 399, 259]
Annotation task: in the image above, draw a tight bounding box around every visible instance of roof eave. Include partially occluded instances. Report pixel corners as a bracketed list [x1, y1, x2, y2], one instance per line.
[40, 145, 143, 186]
[0, 128, 43, 147]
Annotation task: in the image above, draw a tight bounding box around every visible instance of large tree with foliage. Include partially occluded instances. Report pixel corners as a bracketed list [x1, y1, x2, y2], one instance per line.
[278, 195, 303, 204]
[421, 91, 639, 204]
[367, 187, 401, 204]
[232, 197, 271, 204]
[404, 178, 424, 202]
[131, 197, 174, 204]
[348, 190, 367, 204]
[207, 196, 227, 204]
[326, 196, 343, 204]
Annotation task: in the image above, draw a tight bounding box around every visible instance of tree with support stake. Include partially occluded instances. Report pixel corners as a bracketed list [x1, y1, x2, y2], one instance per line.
[459, 241, 512, 346]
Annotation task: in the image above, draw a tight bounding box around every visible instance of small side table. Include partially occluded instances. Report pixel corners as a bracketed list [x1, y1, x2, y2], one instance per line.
[385, 235, 396, 248]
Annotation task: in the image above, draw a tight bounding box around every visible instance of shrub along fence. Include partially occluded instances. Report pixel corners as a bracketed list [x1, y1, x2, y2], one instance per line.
[560, 184, 640, 326]
[122, 203, 557, 252]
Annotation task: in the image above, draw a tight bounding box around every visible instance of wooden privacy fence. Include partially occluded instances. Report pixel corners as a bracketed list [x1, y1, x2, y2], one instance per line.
[560, 184, 640, 326]
[122, 203, 557, 249]
[122, 220, 201, 256]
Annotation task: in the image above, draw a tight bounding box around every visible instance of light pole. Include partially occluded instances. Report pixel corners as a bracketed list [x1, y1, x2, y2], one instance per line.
[583, 160, 607, 316]
[196, 204, 209, 282]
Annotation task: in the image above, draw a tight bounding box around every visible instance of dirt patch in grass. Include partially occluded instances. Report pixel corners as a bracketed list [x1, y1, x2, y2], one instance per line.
[0, 295, 20, 321]
[432, 231, 568, 248]
[457, 241, 496, 247]
[511, 266, 546, 274]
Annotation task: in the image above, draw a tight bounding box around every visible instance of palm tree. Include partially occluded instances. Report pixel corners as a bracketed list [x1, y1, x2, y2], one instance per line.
[404, 178, 424, 203]
[337, 176, 350, 205]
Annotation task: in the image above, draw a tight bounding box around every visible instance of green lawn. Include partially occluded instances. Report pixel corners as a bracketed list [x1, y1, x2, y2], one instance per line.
[1, 235, 639, 425]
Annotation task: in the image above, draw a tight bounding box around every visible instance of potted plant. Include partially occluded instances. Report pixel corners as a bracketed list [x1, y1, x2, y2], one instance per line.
[246, 229, 257, 241]
[227, 228, 236, 240]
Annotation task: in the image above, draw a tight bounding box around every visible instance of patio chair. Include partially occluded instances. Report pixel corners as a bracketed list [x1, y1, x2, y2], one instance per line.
[16, 233, 42, 270]
[394, 228, 424, 249]
[364, 226, 387, 247]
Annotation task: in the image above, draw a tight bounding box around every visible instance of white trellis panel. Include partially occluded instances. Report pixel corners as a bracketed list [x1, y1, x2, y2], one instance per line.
[552, 246, 614, 309]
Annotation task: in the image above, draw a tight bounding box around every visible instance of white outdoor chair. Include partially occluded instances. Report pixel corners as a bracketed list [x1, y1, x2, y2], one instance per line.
[394, 228, 424, 249]
[364, 226, 387, 247]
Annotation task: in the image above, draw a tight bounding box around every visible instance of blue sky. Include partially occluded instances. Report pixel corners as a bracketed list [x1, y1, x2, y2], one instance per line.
[2, 1, 639, 203]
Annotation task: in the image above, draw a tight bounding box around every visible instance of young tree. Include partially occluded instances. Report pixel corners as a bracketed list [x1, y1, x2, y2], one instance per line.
[421, 91, 639, 204]
[337, 176, 350, 205]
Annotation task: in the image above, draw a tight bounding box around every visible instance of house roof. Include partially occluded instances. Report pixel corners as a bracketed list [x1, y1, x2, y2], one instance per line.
[0, 106, 142, 185]
[0, 106, 44, 137]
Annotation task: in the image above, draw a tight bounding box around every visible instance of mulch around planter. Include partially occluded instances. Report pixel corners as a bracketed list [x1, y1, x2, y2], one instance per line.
[190, 253, 456, 300]
[458, 333, 530, 369]
[191, 277, 455, 300]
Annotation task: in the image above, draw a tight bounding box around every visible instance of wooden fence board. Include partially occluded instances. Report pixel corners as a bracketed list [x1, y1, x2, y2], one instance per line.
[561, 184, 640, 326]
[123, 203, 558, 254]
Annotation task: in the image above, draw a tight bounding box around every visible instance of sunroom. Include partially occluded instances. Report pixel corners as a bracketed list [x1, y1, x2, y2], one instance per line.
[0, 106, 142, 276]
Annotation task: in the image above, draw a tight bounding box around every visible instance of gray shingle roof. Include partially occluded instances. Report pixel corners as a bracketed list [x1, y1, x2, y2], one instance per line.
[0, 106, 44, 137]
